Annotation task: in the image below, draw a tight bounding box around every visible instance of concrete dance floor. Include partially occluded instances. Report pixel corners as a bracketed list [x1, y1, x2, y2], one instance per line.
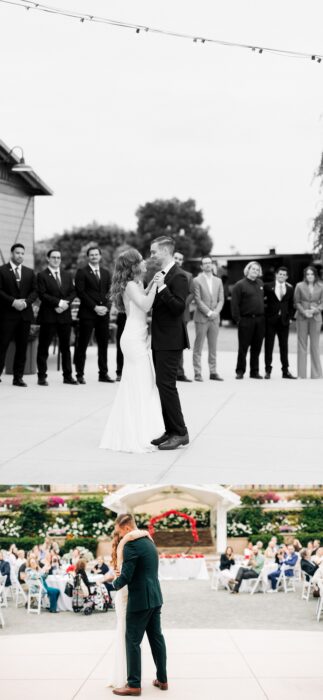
[0, 627, 323, 700]
[0, 327, 322, 484]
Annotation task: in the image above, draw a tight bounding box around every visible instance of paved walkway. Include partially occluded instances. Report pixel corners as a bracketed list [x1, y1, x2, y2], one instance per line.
[0, 627, 323, 700]
[0, 327, 322, 484]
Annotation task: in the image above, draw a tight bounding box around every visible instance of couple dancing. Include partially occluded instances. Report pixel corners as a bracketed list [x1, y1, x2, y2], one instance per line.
[100, 236, 189, 452]
[108, 513, 167, 696]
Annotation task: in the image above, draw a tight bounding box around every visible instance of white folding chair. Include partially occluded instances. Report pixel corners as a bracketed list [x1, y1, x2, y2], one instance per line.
[250, 568, 268, 594]
[26, 579, 43, 614]
[301, 571, 314, 602]
[12, 580, 27, 607]
[0, 575, 8, 607]
[316, 580, 323, 622]
[277, 565, 296, 593]
[210, 563, 231, 591]
[0, 585, 5, 627]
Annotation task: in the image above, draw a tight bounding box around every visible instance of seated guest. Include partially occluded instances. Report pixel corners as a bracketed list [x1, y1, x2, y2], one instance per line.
[265, 537, 278, 559]
[311, 539, 321, 556]
[229, 545, 264, 594]
[74, 559, 94, 596]
[220, 547, 235, 570]
[70, 547, 81, 566]
[25, 556, 60, 612]
[0, 550, 11, 586]
[91, 555, 114, 604]
[16, 550, 27, 585]
[292, 538, 302, 552]
[8, 544, 18, 565]
[300, 548, 318, 581]
[244, 541, 254, 561]
[256, 540, 264, 555]
[268, 544, 298, 591]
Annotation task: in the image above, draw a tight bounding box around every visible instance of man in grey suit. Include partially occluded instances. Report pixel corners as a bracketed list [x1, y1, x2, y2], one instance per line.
[192, 257, 224, 381]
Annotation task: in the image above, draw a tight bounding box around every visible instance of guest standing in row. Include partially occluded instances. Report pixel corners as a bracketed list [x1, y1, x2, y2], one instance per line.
[0, 243, 37, 387]
[231, 261, 265, 379]
[264, 266, 296, 379]
[74, 246, 114, 384]
[193, 256, 224, 381]
[37, 249, 77, 385]
[294, 266, 323, 379]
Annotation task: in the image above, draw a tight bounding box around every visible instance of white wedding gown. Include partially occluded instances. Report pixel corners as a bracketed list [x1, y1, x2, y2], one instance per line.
[107, 587, 128, 688]
[100, 283, 164, 452]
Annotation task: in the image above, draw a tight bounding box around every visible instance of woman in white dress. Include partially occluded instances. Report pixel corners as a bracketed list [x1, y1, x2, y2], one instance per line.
[107, 528, 152, 689]
[100, 248, 164, 452]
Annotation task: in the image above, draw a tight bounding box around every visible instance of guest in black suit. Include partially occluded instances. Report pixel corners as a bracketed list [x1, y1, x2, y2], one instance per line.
[0, 243, 37, 387]
[150, 236, 189, 450]
[74, 246, 114, 383]
[264, 266, 296, 379]
[36, 249, 77, 385]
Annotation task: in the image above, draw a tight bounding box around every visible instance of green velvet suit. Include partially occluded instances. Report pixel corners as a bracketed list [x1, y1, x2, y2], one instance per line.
[113, 537, 167, 689]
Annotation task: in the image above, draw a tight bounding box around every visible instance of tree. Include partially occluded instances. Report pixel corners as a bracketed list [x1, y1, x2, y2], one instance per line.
[34, 222, 133, 273]
[135, 198, 213, 260]
[312, 153, 323, 256]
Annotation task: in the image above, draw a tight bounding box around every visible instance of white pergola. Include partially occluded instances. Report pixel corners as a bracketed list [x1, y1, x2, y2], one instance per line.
[103, 484, 240, 552]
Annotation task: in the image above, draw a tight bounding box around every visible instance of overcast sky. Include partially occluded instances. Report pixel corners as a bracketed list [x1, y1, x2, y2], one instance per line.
[1, 0, 323, 253]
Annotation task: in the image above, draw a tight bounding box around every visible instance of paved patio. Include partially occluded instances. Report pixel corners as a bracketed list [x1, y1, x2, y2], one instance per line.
[0, 327, 322, 484]
[0, 627, 323, 700]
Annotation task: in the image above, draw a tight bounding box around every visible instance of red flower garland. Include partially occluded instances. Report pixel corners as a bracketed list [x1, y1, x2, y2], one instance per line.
[148, 509, 199, 542]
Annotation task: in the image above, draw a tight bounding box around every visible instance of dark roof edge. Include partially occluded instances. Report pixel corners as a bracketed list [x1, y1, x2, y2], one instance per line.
[0, 139, 53, 196]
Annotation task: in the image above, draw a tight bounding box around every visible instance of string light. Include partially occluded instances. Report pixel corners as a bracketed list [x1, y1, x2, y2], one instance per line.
[0, 0, 322, 65]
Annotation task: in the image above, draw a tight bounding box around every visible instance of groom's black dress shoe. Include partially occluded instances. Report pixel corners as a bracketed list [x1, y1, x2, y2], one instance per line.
[12, 378, 27, 387]
[113, 686, 141, 696]
[151, 432, 170, 446]
[152, 680, 168, 691]
[99, 374, 115, 383]
[158, 432, 189, 450]
[176, 375, 192, 382]
[282, 371, 296, 379]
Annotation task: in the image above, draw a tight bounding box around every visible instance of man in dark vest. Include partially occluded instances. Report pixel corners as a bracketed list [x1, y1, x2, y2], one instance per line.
[264, 266, 296, 379]
[113, 513, 167, 696]
[0, 243, 37, 387]
[74, 246, 114, 383]
[36, 249, 77, 385]
[150, 236, 189, 450]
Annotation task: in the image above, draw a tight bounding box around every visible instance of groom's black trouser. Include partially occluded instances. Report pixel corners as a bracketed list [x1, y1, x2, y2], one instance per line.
[126, 606, 167, 688]
[153, 349, 187, 436]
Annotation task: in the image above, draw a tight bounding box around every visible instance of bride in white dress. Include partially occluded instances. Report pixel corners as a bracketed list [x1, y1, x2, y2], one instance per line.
[99, 248, 164, 452]
[108, 528, 152, 688]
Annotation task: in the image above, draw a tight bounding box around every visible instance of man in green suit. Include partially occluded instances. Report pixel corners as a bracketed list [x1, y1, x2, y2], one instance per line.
[112, 514, 168, 696]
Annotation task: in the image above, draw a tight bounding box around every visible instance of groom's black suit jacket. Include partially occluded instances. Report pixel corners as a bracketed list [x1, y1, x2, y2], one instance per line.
[113, 537, 163, 613]
[151, 264, 189, 351]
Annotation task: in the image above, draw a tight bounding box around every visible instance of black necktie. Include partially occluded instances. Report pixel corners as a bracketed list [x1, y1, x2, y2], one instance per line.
[55, 272, 61, 289]
[14, 267, 20, 286]
[95, 269, 100, 281]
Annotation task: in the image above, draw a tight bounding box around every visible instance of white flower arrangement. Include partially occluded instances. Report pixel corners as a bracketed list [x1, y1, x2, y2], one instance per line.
[0, 518, 22, 537]
[227, 522, 253, 536]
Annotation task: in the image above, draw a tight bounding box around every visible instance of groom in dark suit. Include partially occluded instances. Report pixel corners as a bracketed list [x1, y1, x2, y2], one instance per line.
[150, 236, 189, 450]
[113, 514, 167, 696]
[0, 243, 37, 386]
[264, 266, 296, 379]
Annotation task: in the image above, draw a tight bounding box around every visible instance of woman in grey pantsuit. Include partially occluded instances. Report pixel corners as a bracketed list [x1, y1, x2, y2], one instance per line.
[294, 266, 323, 378]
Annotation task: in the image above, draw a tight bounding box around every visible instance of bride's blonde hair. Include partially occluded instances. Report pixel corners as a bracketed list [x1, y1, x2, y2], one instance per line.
[111, 531, 122, 571]
[110, 248, 143, 312]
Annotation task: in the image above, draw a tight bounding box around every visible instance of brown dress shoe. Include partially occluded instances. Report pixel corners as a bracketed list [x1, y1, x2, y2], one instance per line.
[153, 679, 168, 690]
[112, 686, 141, 696]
